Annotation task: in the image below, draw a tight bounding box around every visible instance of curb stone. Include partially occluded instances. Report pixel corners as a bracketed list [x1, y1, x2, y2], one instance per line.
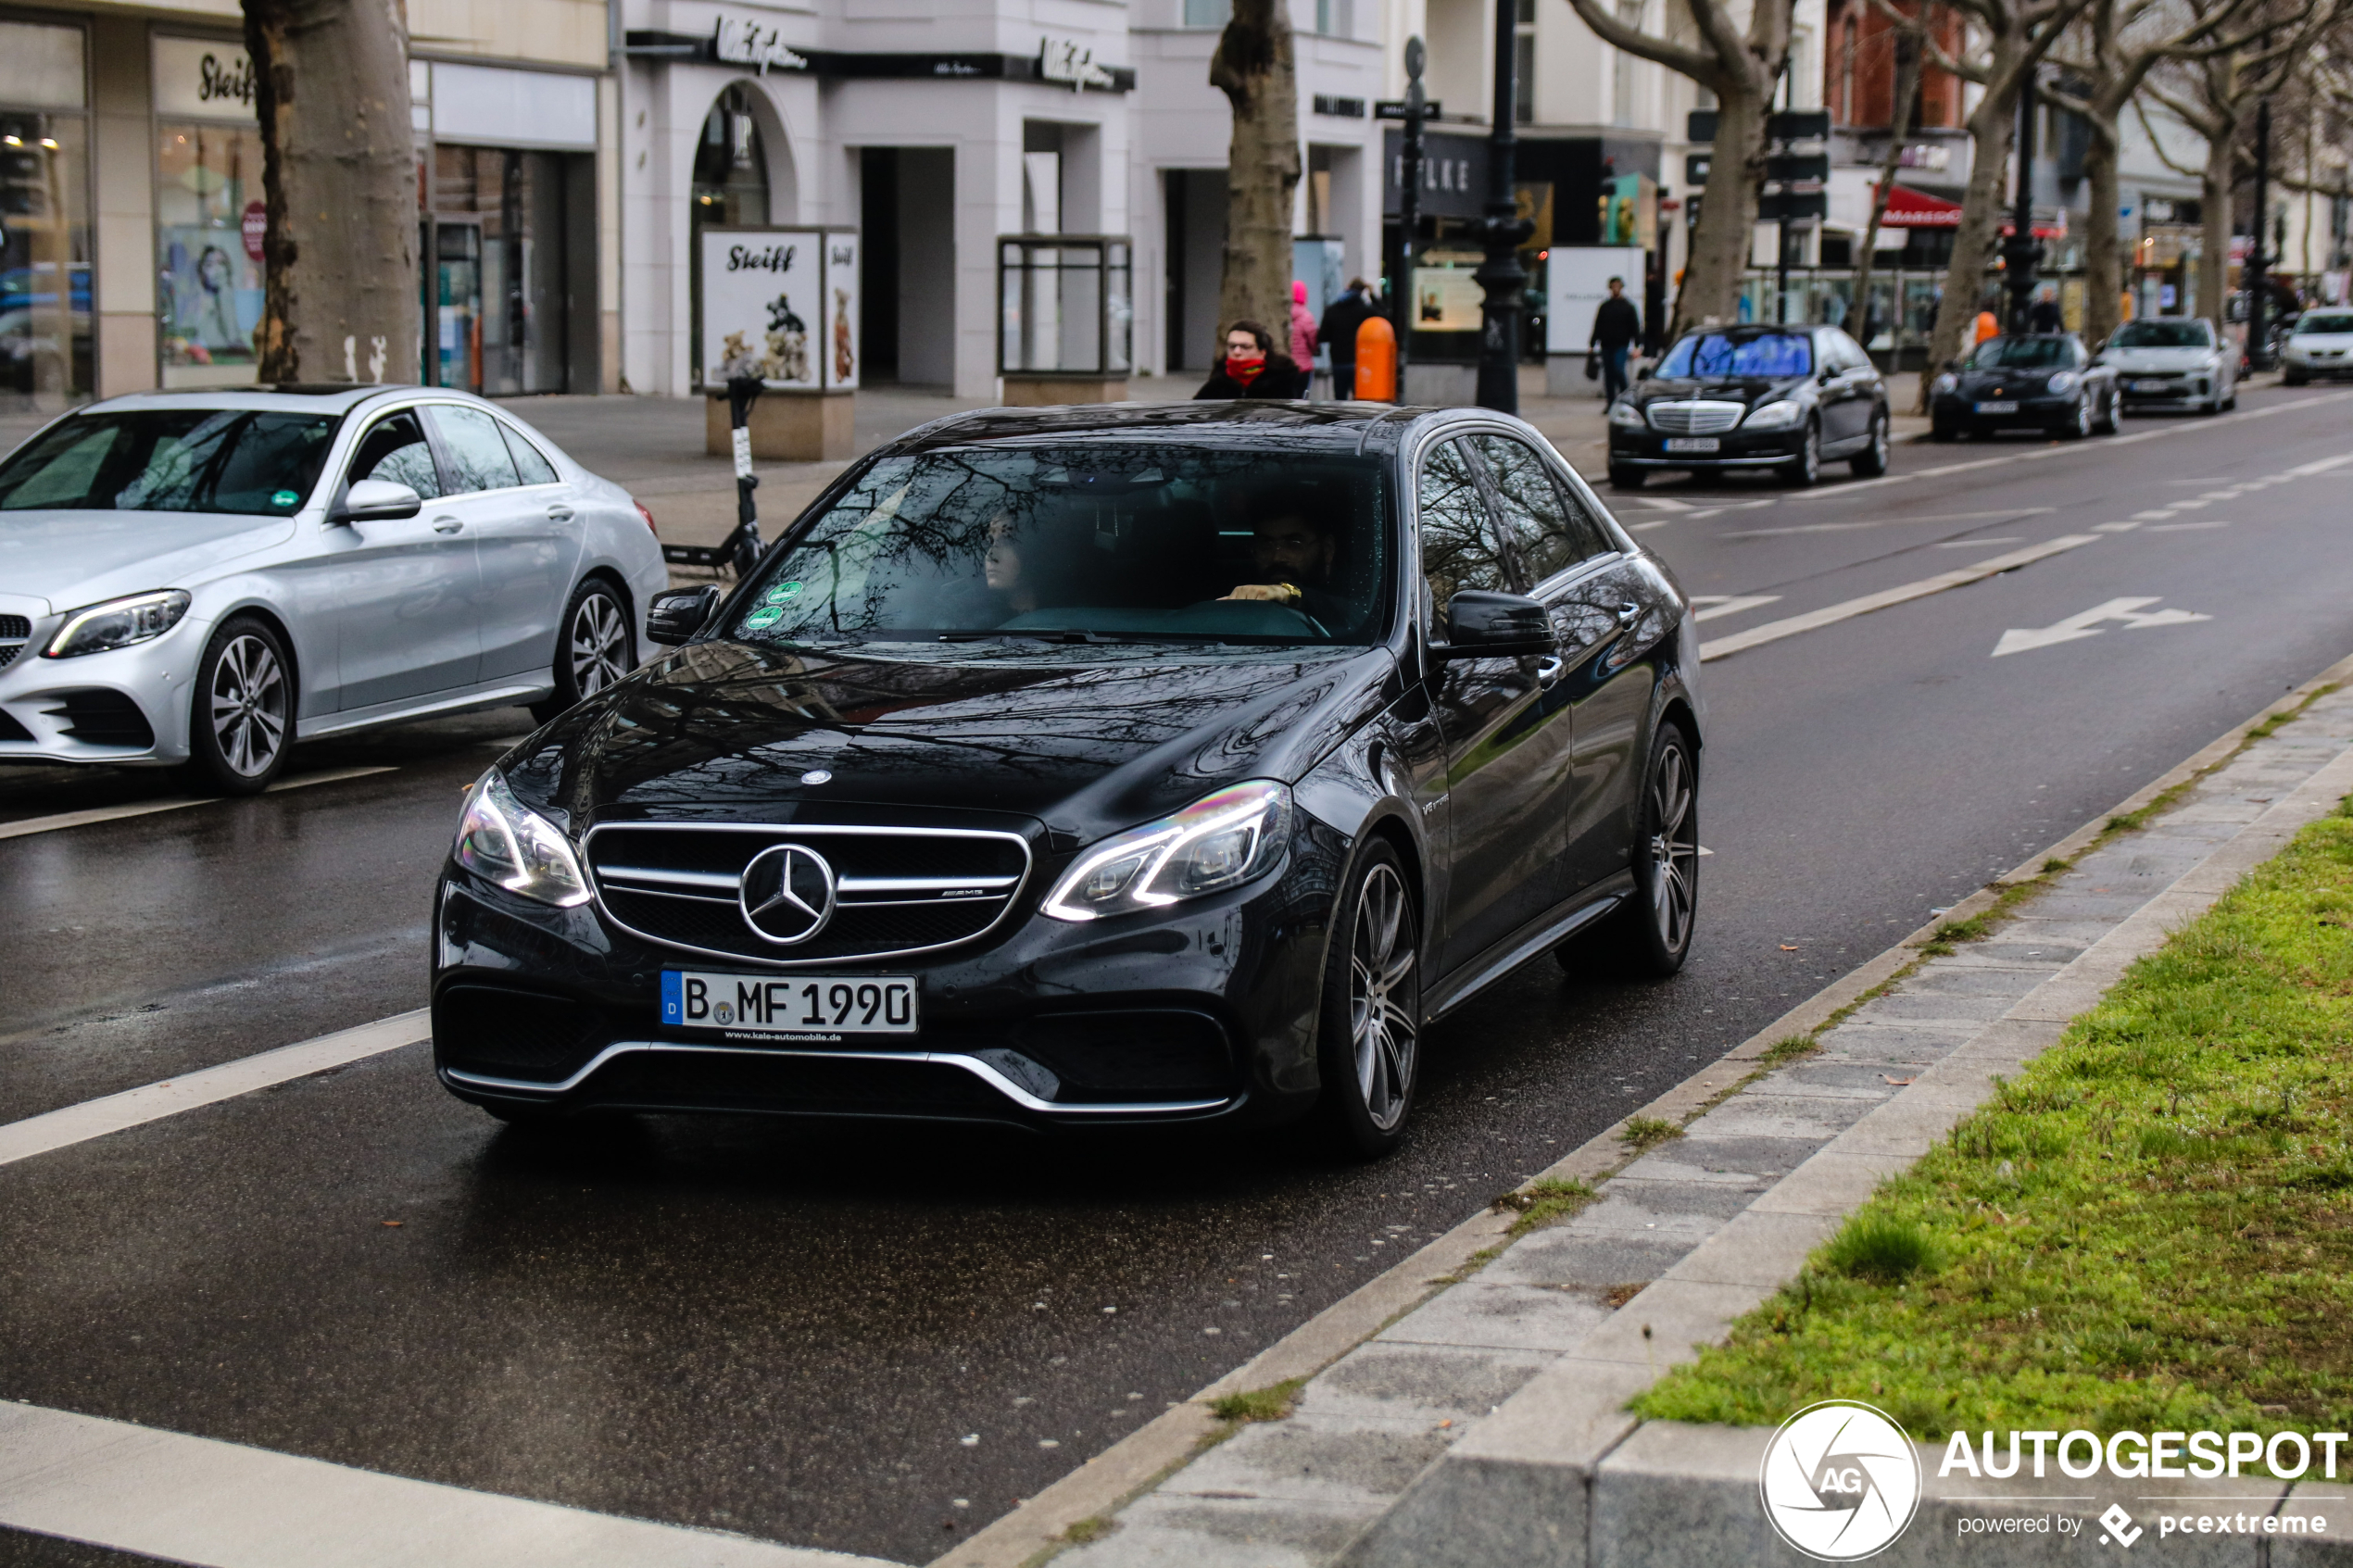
[1037, 676, 2353, 1568]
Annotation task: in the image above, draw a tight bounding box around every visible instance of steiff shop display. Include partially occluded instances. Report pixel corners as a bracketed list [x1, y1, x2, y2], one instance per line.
[698, 227, 860, 460]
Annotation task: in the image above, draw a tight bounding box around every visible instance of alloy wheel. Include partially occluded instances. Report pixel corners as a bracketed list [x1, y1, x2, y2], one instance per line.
[1646, 737, 1698, 953]
[569, 592, 630, 697]
[1871, 416, 1889, 468]
[1789, 424, 1820, 485]
[208, 633, 286, 779]
[1347, 862, 1418, 1133]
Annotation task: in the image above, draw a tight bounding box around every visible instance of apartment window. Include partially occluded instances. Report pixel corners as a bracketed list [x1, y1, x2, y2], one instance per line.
[1183, 0, 1233, 26]
[1315, 0, 1356, 36]
[1611, 0, 1642, 128]
[1839, 16, 1857, 124]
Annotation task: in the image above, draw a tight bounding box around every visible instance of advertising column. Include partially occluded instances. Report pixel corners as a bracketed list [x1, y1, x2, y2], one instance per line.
[151, 34, 262, 388]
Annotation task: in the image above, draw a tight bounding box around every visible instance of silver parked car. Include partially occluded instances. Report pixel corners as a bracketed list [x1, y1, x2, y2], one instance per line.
[0, 385, 669, 794]
[2102, 317, 2237, 415]
[2280, 307, 2353, 384]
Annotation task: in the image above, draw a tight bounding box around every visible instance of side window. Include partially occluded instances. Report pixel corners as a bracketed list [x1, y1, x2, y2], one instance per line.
[1416, 437, 1506, 609]
[501, 423, 560, 485]
[347, 410, 441, 500]
[428, 405, 522, 494]
[1833, 331, 1869, 370]
[1467, 433, 1611, 588]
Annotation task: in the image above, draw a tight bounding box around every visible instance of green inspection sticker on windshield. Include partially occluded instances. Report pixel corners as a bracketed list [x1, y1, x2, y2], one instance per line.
[765, 582, 803, 603]
[742, 607, 785, 630]
[271, 489, 300, 508]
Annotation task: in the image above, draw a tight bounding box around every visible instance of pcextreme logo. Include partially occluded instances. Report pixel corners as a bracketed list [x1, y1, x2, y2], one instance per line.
[1759, 1400, 1925, 1561]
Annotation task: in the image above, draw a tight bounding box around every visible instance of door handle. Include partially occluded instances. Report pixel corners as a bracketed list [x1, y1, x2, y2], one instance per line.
[432, 516, 463, 534]
[547, 506, 574, 522]
[1535, 656, 1566, 688]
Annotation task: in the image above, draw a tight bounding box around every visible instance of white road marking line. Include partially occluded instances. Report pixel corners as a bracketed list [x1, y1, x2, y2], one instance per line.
[1934, 536, 2025, 547]
[0, 1010, 429, 1167]
[1626, 495, 1696, 511]
[2148, 520, 2233, 532]
[1724, 507, 2052, 539]
[1628, 518, 1673, 532]
[2286, 452, 2353, 476]
[0, 767, 396, 843]
[1991, 596, 2211, 658]
[2093, 521, 2142, 532]
[1698, 535, 2101, 662]
[2132, 509, 2176, 520]
[1689, 595, 1783, 622]
[0, 1399, 895, 1568]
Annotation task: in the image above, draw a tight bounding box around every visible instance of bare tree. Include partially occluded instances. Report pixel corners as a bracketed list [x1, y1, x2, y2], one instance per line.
[1852, 16, 1929, 355]
[1565, 0, 1796, 334]
[242, 0, 418, 384]
[1212, 0, 1302, 354]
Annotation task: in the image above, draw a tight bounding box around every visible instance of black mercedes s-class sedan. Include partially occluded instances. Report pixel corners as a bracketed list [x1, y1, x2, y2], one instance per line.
[1606, 323, 1891, 488]
[432, 403, 1702, 1154]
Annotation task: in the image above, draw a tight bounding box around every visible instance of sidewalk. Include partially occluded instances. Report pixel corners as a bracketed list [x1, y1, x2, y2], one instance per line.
[938, 659, 2353, 1568]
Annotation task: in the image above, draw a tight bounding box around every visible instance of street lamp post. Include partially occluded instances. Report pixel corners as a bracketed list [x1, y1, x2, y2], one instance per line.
[2001, 68, 2044, 334]
[1473, 0, 1533, 412]
[2248, 97, 2272, 369]
[1396, 37, 1427, 404]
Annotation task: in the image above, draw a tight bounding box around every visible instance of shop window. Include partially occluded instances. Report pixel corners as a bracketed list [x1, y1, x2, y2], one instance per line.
[430, 144, 581, 395]
[0, 20, 89, 414]
[157, 122, 262, 387]
[692, 86, 769, 228]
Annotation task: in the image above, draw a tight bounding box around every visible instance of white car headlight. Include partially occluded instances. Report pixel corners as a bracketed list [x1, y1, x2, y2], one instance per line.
[1931, 372, 1958, 395]
[1043, 780, 1291, 922]
[454, 769, 591, 907]
[2045, 371, 2079, 395]
[44, 589, 191, 659]
[1608, 400, 1647, 428]
[1743, 399, 1804, 431]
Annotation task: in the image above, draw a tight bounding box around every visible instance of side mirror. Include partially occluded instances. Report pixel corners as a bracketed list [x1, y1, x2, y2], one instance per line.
[1435, 591, 1555, 660]
[646, 583, 723, 646]
[333, 478, 421, 523]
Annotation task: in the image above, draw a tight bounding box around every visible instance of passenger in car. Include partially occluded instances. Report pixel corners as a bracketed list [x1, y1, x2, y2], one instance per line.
[982, 512, 1041, 618]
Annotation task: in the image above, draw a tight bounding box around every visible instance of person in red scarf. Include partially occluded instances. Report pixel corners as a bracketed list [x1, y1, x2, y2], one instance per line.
[1195, 320, 1311, 399]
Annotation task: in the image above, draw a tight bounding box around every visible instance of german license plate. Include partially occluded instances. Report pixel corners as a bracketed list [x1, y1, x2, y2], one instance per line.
[1974, 400, 2019, 414]
[2130, 379, 2171, 393]
[661, 970, 918, 1037]
[1664, 436, 1719, 453]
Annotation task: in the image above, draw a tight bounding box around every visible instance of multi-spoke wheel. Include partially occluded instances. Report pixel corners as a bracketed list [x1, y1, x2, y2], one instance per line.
[1850, 410, 1891, 476]
[1317, 839, 1421, 1157]
[1560, 720, 1698, 978]
[533, 578, 635, 723]
[181, 616, 292, 796]
[1783, 420, 1821, 486]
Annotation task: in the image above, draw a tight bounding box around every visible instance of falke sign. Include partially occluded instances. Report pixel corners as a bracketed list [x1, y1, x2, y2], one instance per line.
[152, 36, 259, 123]
[711, 14, 808, 74]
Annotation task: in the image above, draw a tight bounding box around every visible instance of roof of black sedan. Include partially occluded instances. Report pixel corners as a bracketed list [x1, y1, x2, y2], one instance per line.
[886, 399, 1458, 457]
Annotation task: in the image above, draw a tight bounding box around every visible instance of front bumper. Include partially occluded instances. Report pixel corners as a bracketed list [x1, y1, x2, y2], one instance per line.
[2113, 372, 2217, 405]
[1607, 426, 1806, 468]
[1930, 392, 2081, 427]
[0, 611, 196, 765]
[2283, 352, 2353, 377]
[430, 819, 1347, 1132]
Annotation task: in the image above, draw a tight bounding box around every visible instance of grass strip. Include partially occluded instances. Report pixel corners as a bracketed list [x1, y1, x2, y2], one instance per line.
[1634, 798, 2353, 1449]
[1493, 1177, 1599, 1236]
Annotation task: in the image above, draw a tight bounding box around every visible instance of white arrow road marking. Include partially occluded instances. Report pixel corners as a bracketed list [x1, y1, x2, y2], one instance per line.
[1992, 596, 2212, 658]
[1689, 595, 1783, 621]
[1701, 534, 2101, 661]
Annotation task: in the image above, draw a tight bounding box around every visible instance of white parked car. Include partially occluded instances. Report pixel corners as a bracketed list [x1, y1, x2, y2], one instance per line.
[2101, 317, 2237, 415]
[2280, 307, 2353, 385]
[0, 385, 669, 794]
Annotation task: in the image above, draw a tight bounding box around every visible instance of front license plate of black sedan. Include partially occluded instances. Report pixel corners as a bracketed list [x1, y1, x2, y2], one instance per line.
[661, 970, 918, 1037]
[1663, 436, 1719, 453]
[1974, 400, 2020, 414]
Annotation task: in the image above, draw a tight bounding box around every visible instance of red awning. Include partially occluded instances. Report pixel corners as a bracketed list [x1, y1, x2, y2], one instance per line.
[1875, 182, 1963, 228]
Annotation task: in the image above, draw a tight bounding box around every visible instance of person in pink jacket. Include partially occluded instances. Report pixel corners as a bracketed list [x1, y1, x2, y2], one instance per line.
[1289, 281, 1319, 370]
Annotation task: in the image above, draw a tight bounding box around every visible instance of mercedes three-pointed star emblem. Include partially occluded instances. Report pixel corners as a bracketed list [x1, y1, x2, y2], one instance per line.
[737, 843, 837, 944]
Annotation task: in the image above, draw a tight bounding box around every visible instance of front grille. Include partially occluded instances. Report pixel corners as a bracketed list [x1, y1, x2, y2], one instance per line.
[585, 822, 1031, 965]
[585, 1049, 1009, 1118]
[1007, 1010, 1235, 1102]
[434, 984, 614, 1083]
[0, 614, 27, 670]
[44, 689, 153, 747]
[0, 709, 30, 743]
[1645, 400, 1746, 434]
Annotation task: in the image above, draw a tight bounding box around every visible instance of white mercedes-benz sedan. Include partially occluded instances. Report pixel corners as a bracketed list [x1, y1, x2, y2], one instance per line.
[0, 384, 669, 794]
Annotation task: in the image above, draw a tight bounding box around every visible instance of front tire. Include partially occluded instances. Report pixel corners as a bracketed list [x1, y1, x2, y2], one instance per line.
[181, 615, 293, 797]
[1315, 839, 1421, 1159]
[1783, 421, 1821, 486]
[1850, 410, 1891, 476]
[531, 578, 634, 725]
[2095, 387, 2120, 433]
[1563, 721, 1698, 978]
[2053, 395, 2093, 440]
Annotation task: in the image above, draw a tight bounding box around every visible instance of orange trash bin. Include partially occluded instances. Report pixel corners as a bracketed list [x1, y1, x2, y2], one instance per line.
[1354, 315, 1397, 402]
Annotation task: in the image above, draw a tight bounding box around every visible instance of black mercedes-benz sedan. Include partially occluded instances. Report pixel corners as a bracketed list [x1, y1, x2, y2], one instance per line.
[432, 403, 1702, 1155]
[1606, 323, 1891, 488]
[1928, 332, 2119, 440]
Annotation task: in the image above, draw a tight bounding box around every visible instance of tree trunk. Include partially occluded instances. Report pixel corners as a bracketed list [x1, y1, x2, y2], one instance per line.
[1852, 34, 1924, 360]
[243, 0, 418, 384]
[1211, 0, 1302, 357]
[2197, 128, 2234, 321]
[2082, 116, 2125, 343]
[1674, 83, 1771, 336]
[1919, 70, 2020, 411]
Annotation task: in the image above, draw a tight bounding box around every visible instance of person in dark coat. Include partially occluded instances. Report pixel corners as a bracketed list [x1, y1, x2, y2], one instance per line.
[1318, 279, 1375, 397]
[1195, 320, 1312, 399]
[1590, 277, 1642, 401]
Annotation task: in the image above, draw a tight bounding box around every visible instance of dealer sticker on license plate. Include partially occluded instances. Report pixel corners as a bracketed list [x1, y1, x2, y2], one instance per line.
[661, 970, 918, 1037]
[1663, 436, 1720, 453]
[2131, 379, 2172, 393]
[1974, 400, 2019, 415]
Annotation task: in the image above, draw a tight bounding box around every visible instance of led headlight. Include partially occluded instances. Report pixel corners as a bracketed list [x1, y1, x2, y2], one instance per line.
[1608, 400, 1648, 428]
[1043, 780, 1291, 922]
[44, 589, 191, 658]
[1931, 372, 1958, 395]
[1743, 399, 1804, 431]
[454, 769, 591, 907]
[2045, 370, 2079, 395]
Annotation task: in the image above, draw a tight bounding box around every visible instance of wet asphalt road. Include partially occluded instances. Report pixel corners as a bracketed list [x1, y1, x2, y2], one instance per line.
[2, 385, 2349, 1564]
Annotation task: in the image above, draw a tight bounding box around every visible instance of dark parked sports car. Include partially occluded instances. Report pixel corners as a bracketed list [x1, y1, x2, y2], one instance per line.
[1607, 323, 1891, 488]
[1928, 332, 2119, 440]
[432, 403, 1703, 1154]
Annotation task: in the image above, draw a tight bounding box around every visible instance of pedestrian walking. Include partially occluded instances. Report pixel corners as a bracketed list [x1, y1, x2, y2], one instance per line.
[1195, 320, 1312, 399]
[1319, 278, 1375, 397]
[1590, 276, 1642, 401]
[1288, 282, 1319, 374]
[2028, 291, 2061, 333]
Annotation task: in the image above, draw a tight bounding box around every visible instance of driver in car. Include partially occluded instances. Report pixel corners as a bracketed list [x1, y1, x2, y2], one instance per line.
[1222, 503, 1345, 624]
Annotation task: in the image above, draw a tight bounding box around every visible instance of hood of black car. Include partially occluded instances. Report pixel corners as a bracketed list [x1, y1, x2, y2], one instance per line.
[507, 637, 1395, 841]
[1628, 375, 1807, 408]
[1953, 366, 2054, 392]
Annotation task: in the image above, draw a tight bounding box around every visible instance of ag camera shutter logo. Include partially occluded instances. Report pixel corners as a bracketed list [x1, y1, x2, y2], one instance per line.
[1759, 1400, 1923, 1560]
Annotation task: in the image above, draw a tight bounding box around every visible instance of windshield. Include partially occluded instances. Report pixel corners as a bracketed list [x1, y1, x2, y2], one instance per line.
[1969, 336, 2077, 369]
[1655, 332, 1813, 379]
[729, 444, 1393, 646]
[0, 409, 341, 514]
[2296, 312, 2353, 334]
[2111, 320, 2212, 349]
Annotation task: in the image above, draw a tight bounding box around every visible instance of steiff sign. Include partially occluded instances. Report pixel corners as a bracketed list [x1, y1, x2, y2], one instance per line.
[711, 13, 808, 74]
[698, 228, 859, 393]
[152, 36, 258, 122]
